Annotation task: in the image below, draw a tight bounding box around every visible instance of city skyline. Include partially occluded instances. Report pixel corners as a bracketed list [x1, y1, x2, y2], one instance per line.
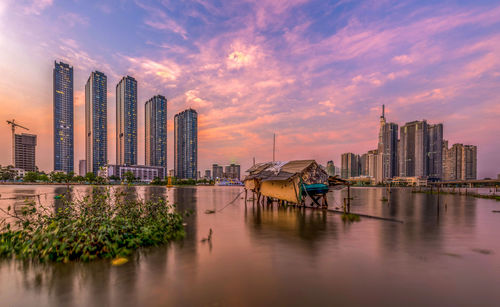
[1, 1, 500, 177]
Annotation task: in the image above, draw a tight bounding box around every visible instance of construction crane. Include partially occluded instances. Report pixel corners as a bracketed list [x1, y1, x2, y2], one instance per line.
[6, 119, 29, 166]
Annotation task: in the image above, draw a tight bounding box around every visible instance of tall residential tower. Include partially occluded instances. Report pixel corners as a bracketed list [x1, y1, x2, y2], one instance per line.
[145, 95, 167, 168]
[53, 61, 74, 173]
[378, 105, 398, 180]
[174, 108, 198, 179]
[85, 71, 107, 174]
[116, 76, 137, 165]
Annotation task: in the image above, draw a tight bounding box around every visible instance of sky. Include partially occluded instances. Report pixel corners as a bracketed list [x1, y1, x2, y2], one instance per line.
[0, 0, 499, 178]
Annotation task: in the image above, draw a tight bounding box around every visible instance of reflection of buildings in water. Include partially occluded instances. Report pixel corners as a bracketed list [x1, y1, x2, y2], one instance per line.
[174, 187, 197, 245]
[112, 186, 138, 203]
[145, 186, 166, 202]
[54, 186, 72, 214]
[245, 203, 336, 254]
[372, 188, 477, 257]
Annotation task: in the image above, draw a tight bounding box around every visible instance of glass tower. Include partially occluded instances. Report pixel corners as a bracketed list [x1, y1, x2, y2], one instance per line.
[145, 95, 167, 168]
[53, 61, 74, 173]
[116, 76, 137, 166]
[174, 108, 197, 179]
[85, 71, 107, 174]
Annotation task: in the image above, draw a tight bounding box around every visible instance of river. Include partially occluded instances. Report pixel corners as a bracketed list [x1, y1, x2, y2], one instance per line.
[0, 185, 499, 306]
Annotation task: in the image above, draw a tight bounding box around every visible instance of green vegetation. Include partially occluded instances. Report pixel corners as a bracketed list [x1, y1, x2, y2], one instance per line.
[341, 213, 361, 222]
[0, 188, 185, 262]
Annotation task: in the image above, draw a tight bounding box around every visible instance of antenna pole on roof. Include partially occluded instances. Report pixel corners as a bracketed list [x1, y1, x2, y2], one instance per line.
[253, 157, 255, 166]
[273, 133, 276, 162]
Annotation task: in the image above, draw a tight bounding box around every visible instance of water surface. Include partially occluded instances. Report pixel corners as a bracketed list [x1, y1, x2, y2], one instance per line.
[1, 185, 499, 306]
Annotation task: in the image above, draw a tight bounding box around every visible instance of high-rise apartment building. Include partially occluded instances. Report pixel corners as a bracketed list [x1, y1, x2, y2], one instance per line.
[341, 153, 359, 179]
[79, 159, 86, 176]
[427, 123, 443, 179]
[442, 142, 477, 180]
[145, 95, 167, 168]
[212, 164, 223, 179]
[85, 71, 107, 174]
[399, 120, 428, 177]
[378, 105, 399, 180]
[174, 109, 198, 179]
[224, 164, 241, 180]
[326, 160, 336, 177]
[205, 170, 211, 180]
[15, 133, 37, 172]
[116, 76, 137, 165]
[53, 61, 74, 173]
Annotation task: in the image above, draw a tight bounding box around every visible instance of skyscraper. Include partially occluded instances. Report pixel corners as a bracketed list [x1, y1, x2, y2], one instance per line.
[116, 76, 137, 165]
[15, 133, 37, 172]
[399, 120, 428, 177]
[85, 71, 107, 174]
[427, 123, 443, 179]
[212, 164, 223, 179]
[145, 95, 167, 168]
[442, 142, 477, 180]
[174, 109, 198, 179]
[378, 105, 398, 180]
[53, 61, 74, 173]
[326, 160, 336, 177]
[341, 153, 359, 179]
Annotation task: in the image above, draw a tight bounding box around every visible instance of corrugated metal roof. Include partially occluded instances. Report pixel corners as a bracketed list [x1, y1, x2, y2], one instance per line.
[280, 160, 316, 173]
[262, 171, 295, 181]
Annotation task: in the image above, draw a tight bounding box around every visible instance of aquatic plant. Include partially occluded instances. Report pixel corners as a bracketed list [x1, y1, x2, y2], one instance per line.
[341, 213, 361, 222]
[0, 188, 184, 263]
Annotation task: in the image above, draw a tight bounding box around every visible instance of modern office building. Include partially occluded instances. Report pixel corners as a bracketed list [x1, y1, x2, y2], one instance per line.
[341, 153, 359, 179]
[15, 133, 37, 172]
[85, 71, 107, 174]
[427, 123, 444, 180]
[378, 105, 399, 180]
[212, 164, 223, 179]
[79, 159, 86, 176]
[53, 61, 74, 173]
[106, 164, 166, 183]
[399, 120, 428, 177]
[442, 142, 477, 180]
[174, 108, 198, 179]
[145, 95, 167, 168]
[205, 170, 211, 180]
[116, 76, 137, 165]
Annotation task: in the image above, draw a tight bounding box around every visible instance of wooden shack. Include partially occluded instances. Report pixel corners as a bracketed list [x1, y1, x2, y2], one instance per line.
[244, 160, 329, 205]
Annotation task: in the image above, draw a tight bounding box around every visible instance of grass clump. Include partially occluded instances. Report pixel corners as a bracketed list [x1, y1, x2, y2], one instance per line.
[0, 187, 185, 263]
[341, 213, 361, 222]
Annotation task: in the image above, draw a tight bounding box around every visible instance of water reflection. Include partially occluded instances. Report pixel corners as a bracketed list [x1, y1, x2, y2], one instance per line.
[0, 186, 499, 306]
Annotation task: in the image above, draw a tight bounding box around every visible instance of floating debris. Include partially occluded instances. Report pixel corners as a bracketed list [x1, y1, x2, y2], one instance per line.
[111, 257, 129, 266]
[471, 248, 493, 255]
[204, 209, 216, 214]
[201, 228, 213, 242]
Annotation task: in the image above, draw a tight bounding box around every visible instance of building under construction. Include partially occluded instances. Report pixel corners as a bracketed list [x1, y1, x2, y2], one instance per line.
[15, 133, 37, 172]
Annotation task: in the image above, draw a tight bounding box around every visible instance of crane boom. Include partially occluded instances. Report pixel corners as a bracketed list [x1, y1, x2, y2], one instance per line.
[6, 120, 29, 131]
[6, 119, 30, 166]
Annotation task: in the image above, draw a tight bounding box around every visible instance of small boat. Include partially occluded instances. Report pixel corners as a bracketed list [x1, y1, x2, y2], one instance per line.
[303, 183, 329, 195]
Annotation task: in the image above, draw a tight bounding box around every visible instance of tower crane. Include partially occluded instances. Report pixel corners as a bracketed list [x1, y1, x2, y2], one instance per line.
[6, 119, 29, 166]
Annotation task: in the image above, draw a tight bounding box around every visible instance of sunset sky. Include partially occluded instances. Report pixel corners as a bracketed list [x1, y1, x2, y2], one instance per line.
[0, 0, 499, 177]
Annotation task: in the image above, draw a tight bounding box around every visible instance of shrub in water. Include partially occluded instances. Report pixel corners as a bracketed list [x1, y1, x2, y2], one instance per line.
[0, 187, 185, 262]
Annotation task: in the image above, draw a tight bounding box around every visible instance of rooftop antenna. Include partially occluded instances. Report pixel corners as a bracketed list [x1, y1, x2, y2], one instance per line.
[253, 157, 255, 166]
[273, 133, 276, 162]
[382, 104, 385, 119]
[6, 119, 29, 165]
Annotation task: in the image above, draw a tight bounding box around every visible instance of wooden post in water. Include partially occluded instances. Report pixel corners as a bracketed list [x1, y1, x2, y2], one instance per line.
[347, 184, 351, 213]
[437, 185, 440, 216]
